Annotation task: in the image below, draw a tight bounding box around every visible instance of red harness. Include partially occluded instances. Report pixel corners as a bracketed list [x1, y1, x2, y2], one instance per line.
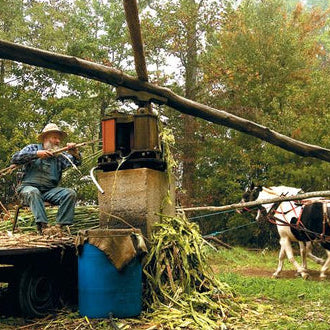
[266, 201, 330, 242]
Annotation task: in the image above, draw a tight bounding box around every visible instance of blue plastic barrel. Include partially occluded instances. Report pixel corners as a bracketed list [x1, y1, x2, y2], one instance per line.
[78, 243, 142, 318]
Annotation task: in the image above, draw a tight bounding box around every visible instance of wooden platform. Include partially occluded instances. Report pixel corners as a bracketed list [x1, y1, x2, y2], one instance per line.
[0, 231, 75, 256]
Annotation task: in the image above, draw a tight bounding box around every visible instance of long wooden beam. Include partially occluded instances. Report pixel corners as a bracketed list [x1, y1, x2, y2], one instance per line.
[1, 39, 330, 162]
[181, 191, 330, 213]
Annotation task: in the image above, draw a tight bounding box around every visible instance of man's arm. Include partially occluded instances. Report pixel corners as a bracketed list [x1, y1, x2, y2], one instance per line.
[11, 144, 39, 165]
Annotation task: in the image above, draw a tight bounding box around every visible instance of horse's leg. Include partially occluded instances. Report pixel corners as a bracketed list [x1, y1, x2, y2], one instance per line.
[272, 244, 286, 278]
[305, 241, 325, 265]
[282, 237, 309, 279]
[298, 241, 308, 275]
[320, 250, 330, 279]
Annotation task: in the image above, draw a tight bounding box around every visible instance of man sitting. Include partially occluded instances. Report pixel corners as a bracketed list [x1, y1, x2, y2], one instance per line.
[11, 123, 82, 234]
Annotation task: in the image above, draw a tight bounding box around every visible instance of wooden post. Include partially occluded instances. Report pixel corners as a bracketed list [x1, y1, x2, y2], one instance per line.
[123, 0, 152, 113]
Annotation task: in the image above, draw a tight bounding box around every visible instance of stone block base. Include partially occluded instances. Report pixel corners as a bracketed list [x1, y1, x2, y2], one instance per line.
[97, 168, 175, 238]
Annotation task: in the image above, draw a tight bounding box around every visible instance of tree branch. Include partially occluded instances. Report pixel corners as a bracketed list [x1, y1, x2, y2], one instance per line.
[181, 191, 330, 213]
[1, 39, 330, 161]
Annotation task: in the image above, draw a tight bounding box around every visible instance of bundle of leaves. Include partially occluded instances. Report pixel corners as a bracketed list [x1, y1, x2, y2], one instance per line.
[142, 213, 242, 329]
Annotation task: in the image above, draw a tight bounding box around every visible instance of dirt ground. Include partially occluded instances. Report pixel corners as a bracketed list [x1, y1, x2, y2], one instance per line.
[234, 267, 329, 281]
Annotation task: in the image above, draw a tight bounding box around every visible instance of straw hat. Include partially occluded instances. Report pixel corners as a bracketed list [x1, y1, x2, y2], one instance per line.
[37, 123, 67, 142]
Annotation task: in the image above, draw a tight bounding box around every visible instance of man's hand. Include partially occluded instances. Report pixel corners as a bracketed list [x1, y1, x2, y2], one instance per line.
[37, 150, 54, 159]
[66, 142, 80, 158]
[66, 142, 77, 150]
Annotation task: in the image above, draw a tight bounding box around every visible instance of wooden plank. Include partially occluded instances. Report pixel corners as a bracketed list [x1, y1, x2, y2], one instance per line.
[0, 232, 74, 255]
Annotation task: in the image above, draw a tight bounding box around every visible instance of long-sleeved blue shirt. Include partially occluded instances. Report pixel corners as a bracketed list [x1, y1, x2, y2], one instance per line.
[11, 144, 81, 192]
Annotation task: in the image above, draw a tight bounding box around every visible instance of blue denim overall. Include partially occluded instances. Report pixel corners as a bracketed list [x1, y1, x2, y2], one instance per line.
[17, 145, 77, 225]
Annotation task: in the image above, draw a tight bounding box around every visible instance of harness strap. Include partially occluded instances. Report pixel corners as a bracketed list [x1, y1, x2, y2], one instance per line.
[323, 202, 330, 225]
[266, 201, 330, 242]
[274, 201, 302, 226]
[245, 187, 330, 242]
[295, 204, 305, 228]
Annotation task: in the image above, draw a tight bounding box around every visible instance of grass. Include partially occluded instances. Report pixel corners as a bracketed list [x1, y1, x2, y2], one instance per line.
[207, 246, 330, 329]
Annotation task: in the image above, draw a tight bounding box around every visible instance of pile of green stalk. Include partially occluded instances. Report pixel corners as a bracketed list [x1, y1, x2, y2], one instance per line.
[142, 213, 242, 329]
[0, 206, 100, 234]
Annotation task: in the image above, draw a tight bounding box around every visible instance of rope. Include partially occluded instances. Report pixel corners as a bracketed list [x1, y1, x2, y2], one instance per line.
[188, 209, 236, 220]
[187, 206, 260, 238]
[204, 221, 257, 237]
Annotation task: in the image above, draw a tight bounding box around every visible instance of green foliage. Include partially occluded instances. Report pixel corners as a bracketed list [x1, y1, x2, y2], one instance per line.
[288, 0, 330, 11]
[203, 0, 328, 113]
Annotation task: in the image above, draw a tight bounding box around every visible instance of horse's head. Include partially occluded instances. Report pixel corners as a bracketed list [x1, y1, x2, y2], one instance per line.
[241, 182, 263, 203]
[241, 184, 303, 221]
[239, 183, 267, 220]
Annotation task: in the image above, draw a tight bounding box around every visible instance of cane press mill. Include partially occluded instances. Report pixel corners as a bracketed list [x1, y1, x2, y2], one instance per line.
[77, 85, 176, 318]
[91, 87, 175, 237]
[80, 3, 177, 316]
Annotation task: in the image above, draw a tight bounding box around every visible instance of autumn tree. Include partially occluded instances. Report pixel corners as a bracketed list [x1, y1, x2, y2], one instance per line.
[191, 0, 330, 240]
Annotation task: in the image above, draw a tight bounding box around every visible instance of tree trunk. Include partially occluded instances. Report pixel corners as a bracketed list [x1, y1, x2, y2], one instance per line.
[181, 0, 199, 206]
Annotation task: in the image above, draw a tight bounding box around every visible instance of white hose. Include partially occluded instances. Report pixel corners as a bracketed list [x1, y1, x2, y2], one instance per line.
[90, 166, 105, 194]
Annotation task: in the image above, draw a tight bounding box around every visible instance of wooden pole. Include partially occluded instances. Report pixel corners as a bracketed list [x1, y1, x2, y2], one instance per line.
[122, 0, 152, 113]
[0, 139, 100, 178]
[51, 139, 100, 155]
[123, 0, 148, 83]
[181, 191, 330, 213]
[0, 40, 330, 162]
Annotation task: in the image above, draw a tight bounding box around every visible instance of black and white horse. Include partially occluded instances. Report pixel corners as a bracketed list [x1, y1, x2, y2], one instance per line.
[241, 183, 330, 279]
